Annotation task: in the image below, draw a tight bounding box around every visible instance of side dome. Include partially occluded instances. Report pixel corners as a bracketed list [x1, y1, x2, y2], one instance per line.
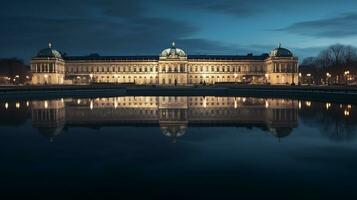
[160, 42, 186, 58]
[270, 44, 293, 57]
[37, 43, 62, 59]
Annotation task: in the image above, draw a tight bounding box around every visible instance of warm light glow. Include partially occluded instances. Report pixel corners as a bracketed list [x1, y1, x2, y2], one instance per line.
[44, 101, 48, 109]
[44, 74, 48, 78]
[325, 103, 331, 110]
[344, 70, 350, 75]
[90, 101, 93, 110]
[16, 102, 20, 109]
[305, 101, 311, 107]
[298, 73, 302, 77]
[344, 110, 350, 116]
[234, 98, 237, 108]
[242, 97, 246, 103]
[306, 74, 311, 77]
[347, 105, 352, 109]
[265, 101, 269, 108]
[298, 101, 301, 109]
[5, 102, 8, 109]
[26, 101, 29, 107]
[77, 99, 81, 104]
[89, 74, 93, 78]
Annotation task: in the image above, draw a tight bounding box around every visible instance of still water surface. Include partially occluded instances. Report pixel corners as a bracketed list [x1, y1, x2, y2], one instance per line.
[0, 96, 357, 199]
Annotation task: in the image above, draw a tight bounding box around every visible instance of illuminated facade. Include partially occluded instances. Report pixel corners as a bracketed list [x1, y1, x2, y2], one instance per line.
[30, 96, 298, 141]
[31, 42, 299, 85]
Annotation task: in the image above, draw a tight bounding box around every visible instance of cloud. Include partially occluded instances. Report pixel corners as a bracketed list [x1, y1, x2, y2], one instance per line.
[277, 13, 357, 38]
[0, 0, 236, 60]
[166, 0, 331, 17]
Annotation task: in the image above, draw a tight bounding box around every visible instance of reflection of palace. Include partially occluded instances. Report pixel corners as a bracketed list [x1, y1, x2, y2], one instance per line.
[31, 97, 298, 141]
[30, 42, 298, 85]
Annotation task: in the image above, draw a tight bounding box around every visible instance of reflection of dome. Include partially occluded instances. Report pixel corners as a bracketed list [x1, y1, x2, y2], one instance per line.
[37, 125, 64, 142]
[160, 124, 187, 143]
[37, 43, 62, 59]
[160, 42, 186, 57]
[270, 44, 293, 57]
[270, 127, 293, 138]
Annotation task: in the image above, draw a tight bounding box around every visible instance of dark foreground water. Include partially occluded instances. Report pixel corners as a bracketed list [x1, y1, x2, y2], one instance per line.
[0, 96, 357, 199]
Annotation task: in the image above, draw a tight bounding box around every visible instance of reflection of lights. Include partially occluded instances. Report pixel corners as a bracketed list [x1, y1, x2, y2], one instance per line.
[5, 102, 8, 109]
[90, 101, 93, 110]
[16, 102, 20, 109]
[44, 101, 48, 109]
[305, 101, 311, 107]
[298, 101, 301, 109]
[344, 110, 350, 116]
[326, 103, 331, 110]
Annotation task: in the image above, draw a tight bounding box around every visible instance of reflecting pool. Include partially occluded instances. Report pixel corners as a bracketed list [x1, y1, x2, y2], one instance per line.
[0, 96, 357, 199]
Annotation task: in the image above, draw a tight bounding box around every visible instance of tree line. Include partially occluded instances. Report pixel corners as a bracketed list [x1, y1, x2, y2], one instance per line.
[300, 44, 357, 84]
[0, 58, 30, 84]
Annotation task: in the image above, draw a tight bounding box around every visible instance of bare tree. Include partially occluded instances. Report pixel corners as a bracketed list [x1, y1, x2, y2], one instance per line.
[343, 45, 357, 65]
[317, 49, 332, 68]
[328, 44, 345, 66]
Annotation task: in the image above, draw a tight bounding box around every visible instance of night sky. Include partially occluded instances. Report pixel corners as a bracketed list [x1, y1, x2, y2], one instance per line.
[1, 0, 357, 62]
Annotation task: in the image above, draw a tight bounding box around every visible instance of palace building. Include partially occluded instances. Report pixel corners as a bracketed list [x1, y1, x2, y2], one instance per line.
[30, 42, 299, 85]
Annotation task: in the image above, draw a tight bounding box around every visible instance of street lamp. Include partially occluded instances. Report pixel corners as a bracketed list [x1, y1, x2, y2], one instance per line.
[326, 72, 331, 85]
[344, 70, 350, 85]
[306, 74, 312, 85]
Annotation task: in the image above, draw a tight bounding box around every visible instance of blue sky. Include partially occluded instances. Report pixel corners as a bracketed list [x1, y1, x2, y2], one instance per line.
[1, 0, 357, 62]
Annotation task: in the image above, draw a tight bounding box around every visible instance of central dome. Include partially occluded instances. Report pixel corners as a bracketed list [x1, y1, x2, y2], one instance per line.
[270, 44, 293, 57]
[160, 42, 186, 58]
[37, 43, 62, 59]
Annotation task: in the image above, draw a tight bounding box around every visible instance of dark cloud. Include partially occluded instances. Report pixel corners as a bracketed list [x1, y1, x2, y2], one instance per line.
[0, 0, 236, 61]
[167, 0, 331, 17]
[277, 13, 357, 38]
[174, 0, 261, 16]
